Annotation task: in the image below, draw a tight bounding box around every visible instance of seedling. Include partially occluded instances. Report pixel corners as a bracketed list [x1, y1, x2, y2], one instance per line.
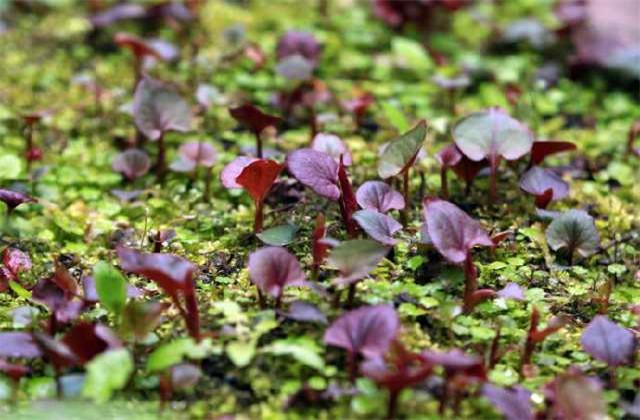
[229, 103, 281, 159]
[248, 246, 306, 308]
[519, 167, 569, 209]
[112, 149, 151, 181]
[529, 140, 576, 166]
[435, 144, 462, 199]
[520, 307, 568, 377]
[355, 181, 405, 214]
[545, 209, 600, 265]
[114, 33, 162, 91]
[170, 142, 217, 200]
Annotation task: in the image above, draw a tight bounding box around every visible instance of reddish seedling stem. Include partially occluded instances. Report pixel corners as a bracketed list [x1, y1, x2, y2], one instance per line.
[387, 390, 399, 420]
[156, 132, 166, 182]
[254, 131, 263, 159]
[401, 170, 410, 226]
[462, 254, 478, 313]
[254, 200, 264, 233]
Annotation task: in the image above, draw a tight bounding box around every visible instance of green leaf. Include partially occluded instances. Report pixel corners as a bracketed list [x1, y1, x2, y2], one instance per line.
[226, 341, 256, 367]
[545, 209, 600, 258]
[0, 154, 22, 180]
[83, 349, 133, 403]
[9, 280, 32, 299]
[380, 102, 409, 132]
[147, 338, 213, 372]
[93, 261, 127, 315]
[256, 224, 298, 246]
[391, 37, 433, 72]
[378, 120, 427, 178]
[263, 337, 324, 370]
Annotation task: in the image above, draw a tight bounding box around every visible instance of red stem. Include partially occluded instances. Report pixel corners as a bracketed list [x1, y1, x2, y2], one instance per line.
[184, 292, 201, 342]
[254, 131, 263, 159]
[254, 200, 264, 233]
[462, 254, 478, 313]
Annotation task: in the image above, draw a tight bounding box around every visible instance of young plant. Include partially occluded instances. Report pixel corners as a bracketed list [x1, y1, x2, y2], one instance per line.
[21, 112, 46, 171]
[112, 148, 151, 181]
[221, 157, 284, 232]
[133, 77, 192, 181]
[453, 108, 533, 201]
[378, 120, 427, 224]
[519, 167, 569, 209]
[287, 149, 358, 236]
[113, 33, 162, 91]
[117, 247, 201, 341]
[520, 307, 568, 377]
[0, 248, 32, 292]
[353, 210, 402, 246]
[361, 341, 433, 420]
[170, 142, 217, 200]
[450, 154, 489, 194]
[341, 92, 374, 128]
[545, 209, 600, 265]
[276, 31, 322, 70]
[247, 246, 306, 308]
[311, 213, 329, 280]
[355, 181, 405, 214]
[435, 144, 462, 199]
[0, 189, 36, 219]
[543, 367, 606, 420]
[422, 198, 494, 313]
[433, 74, 470, 115]
[529, 140, 576, 167]
[323, 304, 399, 381]
[482, 384, 534, 420]
[311, 133, 352, 165]
[327, 239, 388, 306]
[228, 103, 281, 159]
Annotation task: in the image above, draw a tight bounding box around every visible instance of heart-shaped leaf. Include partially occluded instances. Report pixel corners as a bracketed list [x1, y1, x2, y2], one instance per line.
[378, 120, 427, 179]
[285, 301, 327, 324]
[422, 198, 493, 264]
[229, 103, 281, 135]
[236, 159, 284, 203]
[545, 209, 600, 259]
[327, 239, 389, 285]
[581, 315, 636, 366]
[435, 143, 463, 168]
[248, 247, 306, 299]
[133, 77, 192, 141]
[353, 210, 402, 246]
[453, 109, 533, 168]
[170, 142, 217, 172]
[520, 167, 569, 208]
[530, 140, 576, 166]
[323, 304, 399, 358]
[311, 133, 352, 165]
[112, 149, 151, 180]
[356, 181, 405, 213]
[220, 156, 258, 189]
[287, 149, 340, 201]
[93, 261, 128, 316]
[0, 332, 42, 358]
[482, 384, 534, 420]
[497, 282, 525, 301]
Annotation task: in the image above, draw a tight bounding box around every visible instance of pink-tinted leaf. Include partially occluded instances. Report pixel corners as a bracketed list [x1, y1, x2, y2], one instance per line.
[327, 239, 389, 285]
[451, 155, 488, 183]
[422, 198, 493, 264]
[248, 247, 306, 299]
[32, 332, 79, 370]
[220, 156, 258, 189]
[114, 33, 162, 59]
[497, 283, 525, 301]
[276, 55, 314, 81]
[121, 300, 168, 341]
[112, 149, 151, 180]
[453, 109, 533, 169]
[360, 342, 433, 393]
[52, 263, 78, 297]
[170, 363, 202, 390]
[421, 349, 486, 379]
[312, 213, 329, 270]
[353, 210, 402, 246]
[435, 143, 463, 168]
[287, 149, 340, 201]
[229, 103, 281, 135]
[0, 332, 42, 358]
[311, 133, 352, 165]
[581, 315, 636, 366]
[378, 120, 427, 179]
[342, 93, 374, 120]
[323, 304, 399, 358]
[171, 142, 217, 172]
[530, 140, 576, 166]
[482, 384, 534, 420]
[544, 367, 606, 420]
[520, 167, 569, 208]
[236, 159, 284, 203]
[0, 189, 36, 212]
[2, 248, 31, 278]
[62, 322, 122, 364]
[355, 181, 405, 213]
[133, 77, 192, 141]
[285, 301, 328, 324]
[276, 31, 321, 67]
[117, 247, 196, 297]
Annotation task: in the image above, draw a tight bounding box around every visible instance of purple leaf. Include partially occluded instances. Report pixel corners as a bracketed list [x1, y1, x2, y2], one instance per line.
[248, 247, 306, 299]
[323, 304, 399, 358]
[422, 198, 493, 264]
[90, 4, 146, 28]
[453, 108, 533, 169]
[170, 142, 217, 172]
[581, 315, 636, 366]
[286, 149, 340, 201]
[62, 322, 122, 364]
[229, 103, 281, 135]
[519, 167, 569, 209]
[327, 239, 389, 285]
[355, 181, 405, 213]
[133, 77, 192, 141]
[497, 283, 525, 301]
[544, 367, 606, 420]
[378, 120, 427, 179]
[112, 149, 151, 180]
[170, 363, 202, 390]
[276, 55, 314, 81]
[3, 248, 31, 278]
[353, 210, 402, 246]
[530, 140, 576, 166]
[0, 332, 42, 358]
[421, 349, 486, 379]
[311, 133, 352, 165]
[0, 189, 36, 212]
[482, 384, 534, 420]
[435, 143, 463, 168]
[276, 31, 321, 67]
[220, 156, 258, 189]
[285, 301, 328, 324]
